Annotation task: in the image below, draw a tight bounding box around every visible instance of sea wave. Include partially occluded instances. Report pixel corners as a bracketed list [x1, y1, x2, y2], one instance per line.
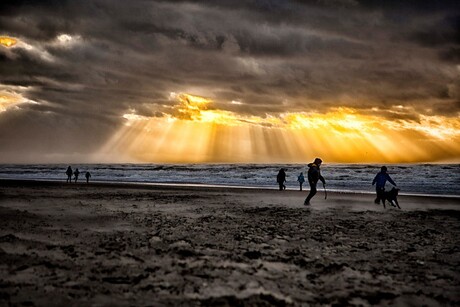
[0, 163, 459, 196]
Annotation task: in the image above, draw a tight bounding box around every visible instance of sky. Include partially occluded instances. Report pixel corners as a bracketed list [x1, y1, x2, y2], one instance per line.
[0, 0, 459, 163]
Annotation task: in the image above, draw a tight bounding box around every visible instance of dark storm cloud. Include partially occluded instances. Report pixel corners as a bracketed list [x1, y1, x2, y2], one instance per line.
[0, 0, 459, 161]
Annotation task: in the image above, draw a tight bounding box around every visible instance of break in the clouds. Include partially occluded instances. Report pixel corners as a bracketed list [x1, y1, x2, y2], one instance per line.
[0, 0, 459, 163]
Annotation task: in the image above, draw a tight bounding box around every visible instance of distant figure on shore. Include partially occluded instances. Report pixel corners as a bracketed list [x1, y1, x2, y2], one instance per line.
[304, 158, 326, 205]
[277, 168, 287, 190]
[372, 166, 397, 207]
[297, 172, 305, 191]
[66, 166, 73, 183]
[85, 171, 91, 183]
[74, 168, 80, 183]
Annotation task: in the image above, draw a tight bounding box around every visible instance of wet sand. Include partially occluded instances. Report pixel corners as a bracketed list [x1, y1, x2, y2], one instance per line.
[0, 180, 459, 306]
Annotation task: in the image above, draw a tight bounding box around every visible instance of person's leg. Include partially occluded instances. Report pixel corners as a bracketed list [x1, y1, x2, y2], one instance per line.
[377, 188, 385, 208]
[374, 188, 380, 204]
[305, 182, 317, 204]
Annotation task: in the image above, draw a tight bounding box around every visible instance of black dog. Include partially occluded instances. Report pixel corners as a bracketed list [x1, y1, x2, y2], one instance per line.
[382, 187, 401, 209]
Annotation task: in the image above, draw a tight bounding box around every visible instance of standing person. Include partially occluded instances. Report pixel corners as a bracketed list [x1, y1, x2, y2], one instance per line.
[85, 171, 91, 183]
[276, 168, 287, 190]
[74, 168, 80, 183]
[304, 158, 326, 205]
[66, 166, 73, 183]
[297, 172, 305, 191]
[372, 166, 397, 206]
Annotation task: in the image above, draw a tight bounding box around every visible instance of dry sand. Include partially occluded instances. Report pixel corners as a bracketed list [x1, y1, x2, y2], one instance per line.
[0, 180, 459, 306]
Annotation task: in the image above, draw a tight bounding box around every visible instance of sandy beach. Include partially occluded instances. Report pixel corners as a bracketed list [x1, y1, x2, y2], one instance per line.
[0, 180, 459, 306]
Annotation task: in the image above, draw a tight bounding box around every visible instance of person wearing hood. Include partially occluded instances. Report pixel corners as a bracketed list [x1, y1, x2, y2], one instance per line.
[304, 158, 326, 205]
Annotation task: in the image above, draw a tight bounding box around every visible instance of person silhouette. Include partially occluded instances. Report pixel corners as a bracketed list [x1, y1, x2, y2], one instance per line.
[277, 168, 287, 190]
[66, 166, 73, 183]
[297, 172, 305, 191]
[85, 171, 91, 183]
[372, 166, 397, 206]
[304, 158, 326, 205]
[74, 168, 80, 183]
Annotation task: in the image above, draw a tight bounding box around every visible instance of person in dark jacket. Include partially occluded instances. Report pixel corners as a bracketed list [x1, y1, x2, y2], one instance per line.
[66, 166, 73, 183]
[304, 158, 326, 205]
[372, 166, 397, 206]
[74, 168, 80, 183]
[85, 171, 91, 183]
[277, 168, 287, 190]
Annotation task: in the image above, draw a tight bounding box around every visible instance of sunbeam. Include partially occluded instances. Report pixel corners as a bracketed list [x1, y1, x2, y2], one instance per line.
[99, 93, 460, 163]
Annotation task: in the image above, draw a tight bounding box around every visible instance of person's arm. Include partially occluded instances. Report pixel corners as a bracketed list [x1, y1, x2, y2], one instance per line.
[386, 174, 396, 186]
[319, 170, 326, 184]
[372, 174, 377, 185]
[319, 174, 326, 184]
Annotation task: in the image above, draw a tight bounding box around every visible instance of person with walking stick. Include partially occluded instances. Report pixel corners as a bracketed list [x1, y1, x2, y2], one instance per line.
[304, 158, 326, 206]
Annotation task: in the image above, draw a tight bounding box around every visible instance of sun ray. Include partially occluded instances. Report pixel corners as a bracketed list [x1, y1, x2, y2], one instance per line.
[98, 93, 460, 163]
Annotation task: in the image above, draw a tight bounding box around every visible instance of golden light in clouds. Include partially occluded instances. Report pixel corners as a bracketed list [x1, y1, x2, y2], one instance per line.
[0, 36, 17, 48]
[0, 91, 22, 112]
[100, 93, 460, 163]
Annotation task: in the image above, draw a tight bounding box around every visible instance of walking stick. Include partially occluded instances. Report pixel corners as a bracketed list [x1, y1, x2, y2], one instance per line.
[323, 183, 327, 199]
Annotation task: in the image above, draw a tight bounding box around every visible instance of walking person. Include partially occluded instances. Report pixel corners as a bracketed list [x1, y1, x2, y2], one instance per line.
[85, 171, 91, 183]
[297, 172, 305, 191]
[66, 166, 73, 183]
[74, 168, 80, 183]
[277, 168, 287, 190]
[372, 166, 397, 207]
[304, 158, 326, 205]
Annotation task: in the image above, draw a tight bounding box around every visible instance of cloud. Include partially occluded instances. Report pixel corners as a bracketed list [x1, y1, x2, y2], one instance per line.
[0, 0, 459, 162]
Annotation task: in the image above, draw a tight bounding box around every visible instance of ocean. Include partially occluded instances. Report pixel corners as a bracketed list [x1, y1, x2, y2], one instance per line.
[0, 163, 459, 197]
